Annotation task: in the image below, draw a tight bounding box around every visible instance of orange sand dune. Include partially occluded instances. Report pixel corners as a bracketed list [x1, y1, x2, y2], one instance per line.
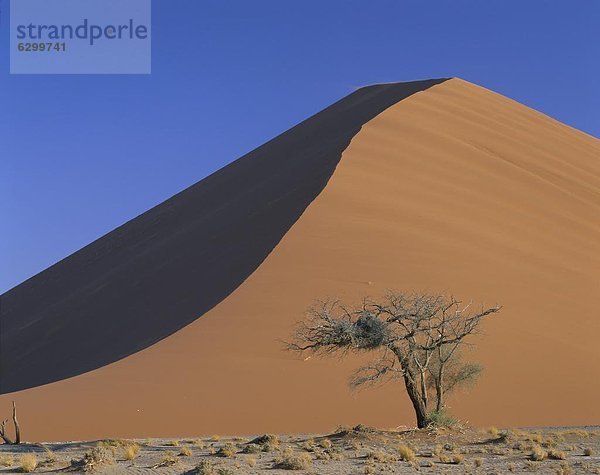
[1, 78, 599, 441]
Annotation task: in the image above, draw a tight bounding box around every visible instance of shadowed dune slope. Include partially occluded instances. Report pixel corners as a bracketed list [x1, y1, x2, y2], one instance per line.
[1, 78, 599, 441]
[0, 79, 447, 394]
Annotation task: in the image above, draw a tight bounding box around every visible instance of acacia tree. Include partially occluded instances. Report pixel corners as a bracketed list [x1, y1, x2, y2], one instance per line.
[288, 292, 501, 428]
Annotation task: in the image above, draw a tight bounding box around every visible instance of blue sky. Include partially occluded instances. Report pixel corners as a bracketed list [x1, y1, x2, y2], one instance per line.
[1, 0, 598, 293]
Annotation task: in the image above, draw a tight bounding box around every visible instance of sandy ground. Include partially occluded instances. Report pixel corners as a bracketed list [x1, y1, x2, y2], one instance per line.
[0, 426, 598, 474]
[2, 78, 599, 440]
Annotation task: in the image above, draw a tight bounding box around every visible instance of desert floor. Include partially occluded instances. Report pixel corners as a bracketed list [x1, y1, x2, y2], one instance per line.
[0, 425, 598, 474]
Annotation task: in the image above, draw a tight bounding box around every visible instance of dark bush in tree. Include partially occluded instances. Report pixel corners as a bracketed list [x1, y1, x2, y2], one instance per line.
[288, 292, 501, 428]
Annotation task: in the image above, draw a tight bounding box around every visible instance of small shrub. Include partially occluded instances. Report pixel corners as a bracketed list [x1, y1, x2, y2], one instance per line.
[302, 439, 316, 451]
[366, 450, 396, 463]
[319, 438, 332, 449]
[530, 445, 547, 461]
[247, 434, 279, 452]
[426, 410, 456, 427]
[273, 448, 312, 470]
[514, 440, 530, 452]
[242, 443, 261, 454]
[153, 451, 178, 468]
[313, 446, 342, 461]
[72, 447, 115, 471]
[20, 454, 38, 473]
[217, 444, 236, 457]
[193, 460, 214, 475]
[123, 443, 140, 460]
[530, 433, 543, 444]
[451, 454, 464, 464]
[397, 445, 416, 462]
[179, 446, 193, 457]
[548, 450, 566, 460]
[584, 447, 594, 456]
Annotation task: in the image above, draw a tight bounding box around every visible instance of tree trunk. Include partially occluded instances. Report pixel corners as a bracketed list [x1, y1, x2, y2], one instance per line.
[0, 402, 21, 445]
[435, 368, 445, 413]
[403, 372, 428, 428]
[12, 402, 20, 444]
[391, 346, 429, 428]
[0, 420, 14, 445]
[419, 370, 428, 410]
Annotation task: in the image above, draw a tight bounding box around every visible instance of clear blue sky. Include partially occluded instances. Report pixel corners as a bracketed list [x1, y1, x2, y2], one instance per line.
[1, 0, 598, 293]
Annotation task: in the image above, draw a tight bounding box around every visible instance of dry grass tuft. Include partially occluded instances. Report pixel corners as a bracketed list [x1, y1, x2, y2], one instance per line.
[247, 456, 257, 467]
[273, 448, 312, 470]
[583, 447, 594, 456]
[524, 460, 540, 472]
[216, 443, 236, 457]
[474, 457, 483, 467]
[397, 445, 416, 462]
[487, 426, 500, 437]
[165, 440, 180, 447]
[123, 443, 140, 461]
[179, 446, 193, 457]
[319, 438, 332, 449]
[302, 439, 316, 451]
[41, 446, 58, 464]
[20, 454, 38, 473]
[366, 450, 396, 463]
[556, 461, 574, 475]
[194, 439, 205, 449]
[548, 449, 566, 460]
[192, 460, 214, 475]
[0, 454, 15, 467]
[530, 444, 547, 461]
